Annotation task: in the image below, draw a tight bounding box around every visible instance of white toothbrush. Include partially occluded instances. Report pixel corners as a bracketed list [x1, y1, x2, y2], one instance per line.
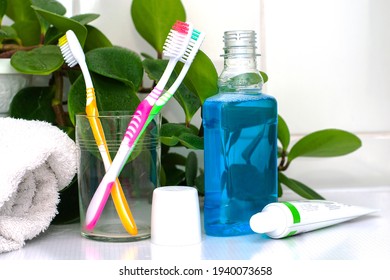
[59, 30, 138, 234]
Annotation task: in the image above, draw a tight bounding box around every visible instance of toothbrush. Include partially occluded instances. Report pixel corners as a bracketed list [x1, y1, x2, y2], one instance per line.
[84, 21, 195, 230]
[123, 29, 206, 161]
[147, 29, 205, 123]
[58, 30, 137, 235]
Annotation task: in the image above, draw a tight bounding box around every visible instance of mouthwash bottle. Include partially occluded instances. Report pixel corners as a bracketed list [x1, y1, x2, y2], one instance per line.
[203, 30, 278, 236]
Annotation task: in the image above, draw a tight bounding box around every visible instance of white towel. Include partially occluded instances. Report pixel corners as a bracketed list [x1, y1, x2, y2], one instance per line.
[0, 117, 77, 253]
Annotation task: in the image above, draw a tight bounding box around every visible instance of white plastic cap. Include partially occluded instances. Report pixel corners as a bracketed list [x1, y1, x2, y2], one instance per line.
[151, 186, 202, 246]
[250, 210, 282, 234]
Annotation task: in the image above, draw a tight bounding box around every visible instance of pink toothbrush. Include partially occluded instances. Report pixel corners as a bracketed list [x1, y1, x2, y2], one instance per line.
[84, 21, 193, 230]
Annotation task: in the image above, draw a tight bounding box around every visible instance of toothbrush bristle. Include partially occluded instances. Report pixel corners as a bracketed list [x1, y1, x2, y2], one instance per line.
[180, 29, 204, 63]
[58, 34, 78, 68]
[58, 35, 68, 47]
[162, 22, 191, 58]
[191, 29, 201, 41]
[172, 20, 189, 35]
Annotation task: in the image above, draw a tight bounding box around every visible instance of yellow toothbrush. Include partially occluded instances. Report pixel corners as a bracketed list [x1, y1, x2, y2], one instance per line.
[58, 30, 137, 235]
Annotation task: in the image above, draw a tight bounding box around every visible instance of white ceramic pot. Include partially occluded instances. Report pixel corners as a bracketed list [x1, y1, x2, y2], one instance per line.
[0, 59, 32, 117]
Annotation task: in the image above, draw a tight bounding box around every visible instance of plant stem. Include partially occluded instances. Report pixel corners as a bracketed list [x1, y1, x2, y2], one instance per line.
[138, 86, 153, 93]
[278, 149, 290, 171]
[0, 44, 39, 58]
[52, 71, 67, 126]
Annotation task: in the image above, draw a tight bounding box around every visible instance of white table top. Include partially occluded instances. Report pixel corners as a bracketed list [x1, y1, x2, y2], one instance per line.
[1, 186, 389, 260]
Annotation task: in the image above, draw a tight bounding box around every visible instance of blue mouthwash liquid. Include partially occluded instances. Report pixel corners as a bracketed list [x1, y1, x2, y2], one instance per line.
[203, 91, 278, 236]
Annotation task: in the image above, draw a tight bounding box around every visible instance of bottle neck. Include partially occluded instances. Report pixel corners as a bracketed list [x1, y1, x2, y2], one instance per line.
[218, 31, 263, 92]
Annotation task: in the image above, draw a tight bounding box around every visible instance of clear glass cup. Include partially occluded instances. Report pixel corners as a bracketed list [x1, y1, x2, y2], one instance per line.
[76, 111, 161, 242]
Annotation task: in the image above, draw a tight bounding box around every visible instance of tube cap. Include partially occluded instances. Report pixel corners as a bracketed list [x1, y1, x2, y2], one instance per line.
[250, 211, 280, 234]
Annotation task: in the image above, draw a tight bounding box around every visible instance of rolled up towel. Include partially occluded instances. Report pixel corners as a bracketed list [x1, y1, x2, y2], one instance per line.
[0, 117, 77, 253]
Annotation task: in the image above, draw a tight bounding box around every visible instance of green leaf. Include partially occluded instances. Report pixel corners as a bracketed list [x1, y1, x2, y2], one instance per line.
[278, 114, 290, 150]
[278, 172, 325, 199]
[260, 71, 268, 83]
[83, 25, 112, 52]
[159, 166, 167, 186]
[142, 58, 164, 75]
[195, 169, 204, 196]
[86, 46, 143, 89]
[67, 74, 140, 125]
[31, 0, 66, 15]
[185, 151, 198, 186]
[176, 133, 204, 149]
[32, 5, 87, 46]
[0, 0, 7, 21]
[160, 135, 179, 146]
[162, 152, 187, 167]
[9, 86, 56, 123]
[66, 68, 82, 84]
[181, 51, 219, 104]
[6, 0, 35, 21]
[71, 13, 99, 25]
[161, 152, 187, 186]
[12, 20, 41, 46]
[160, 123, 198, 146]
[31, 0, 67, 34]
[0, 25, 19, 41]
[164, 167, 185, 186]
[288, 129, 362, 162]
[131, 0, 185, 53]
[43, 15, 103, 46]
[5, 0, 41, 46]
[42, 25, 61, 45]
[278, 180, 283, 197]
[10, 45, 63, 75]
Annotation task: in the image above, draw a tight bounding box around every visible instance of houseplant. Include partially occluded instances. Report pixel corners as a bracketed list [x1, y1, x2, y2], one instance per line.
[1, 0, 361, 223]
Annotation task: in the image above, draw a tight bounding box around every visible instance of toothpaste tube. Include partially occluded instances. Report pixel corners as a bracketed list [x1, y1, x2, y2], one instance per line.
[249, 200, 378, 238]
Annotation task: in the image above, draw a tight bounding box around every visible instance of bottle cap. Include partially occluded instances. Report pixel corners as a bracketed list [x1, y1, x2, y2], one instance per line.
[250, 210, 282, 234]
[151, 186, 202, 246]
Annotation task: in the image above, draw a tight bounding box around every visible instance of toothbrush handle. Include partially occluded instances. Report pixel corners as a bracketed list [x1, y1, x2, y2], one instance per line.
[85, 142, 133, 230]
[85, 88, 137, 234]
[123, 89, 161, 148]
[85, 89, 162, 229]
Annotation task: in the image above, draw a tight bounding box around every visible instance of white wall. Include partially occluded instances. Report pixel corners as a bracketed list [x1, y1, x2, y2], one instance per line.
[61, 0, 389, 189]
[263, 0, 390, 134]
[262, 0, 390, 188]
